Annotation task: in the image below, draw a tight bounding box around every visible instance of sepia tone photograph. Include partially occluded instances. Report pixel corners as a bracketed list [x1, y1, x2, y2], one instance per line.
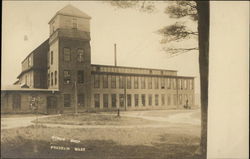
[1, 1, 249, 159]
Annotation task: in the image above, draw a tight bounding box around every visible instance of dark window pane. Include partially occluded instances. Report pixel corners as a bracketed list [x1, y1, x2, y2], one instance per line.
[64, 48, 71, 61]
[64, 70, 71, 84]
[103, 94, 109, 108]
[64, 94, 71, 107]
[94, 94, 100, 108]
[77, 71, 84, 84]
[77, 94, 85, 107]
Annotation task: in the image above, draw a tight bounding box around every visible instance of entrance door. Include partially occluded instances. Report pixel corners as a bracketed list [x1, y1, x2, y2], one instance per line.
[47, 96, 57, 114]
[12, 94, 21, 112]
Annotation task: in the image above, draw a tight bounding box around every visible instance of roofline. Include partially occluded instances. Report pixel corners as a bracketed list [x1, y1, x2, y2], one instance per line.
[1, 89, 59, 92]
[91, 64, 178, 72]
[21, 39, 49, 64]
[91, 71, 195, 79]
[48, 13, 91, 24]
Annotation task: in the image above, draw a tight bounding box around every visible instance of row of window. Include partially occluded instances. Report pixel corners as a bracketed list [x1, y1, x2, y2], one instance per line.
[63, 93, 193, 108]
[48, 48, 85, 67]
[93, 74, 194, 90]
[93, 93, 193, 108]
[92, 66, 176, 76]
[63, 48, 84, 62]
[48, 70, 85, 86]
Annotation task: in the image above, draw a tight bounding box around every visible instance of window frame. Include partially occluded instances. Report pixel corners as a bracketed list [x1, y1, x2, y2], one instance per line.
[63, 48, 71, 62]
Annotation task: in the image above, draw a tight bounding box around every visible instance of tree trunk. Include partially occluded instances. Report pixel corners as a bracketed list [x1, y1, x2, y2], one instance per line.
[196, 1, 210, 159]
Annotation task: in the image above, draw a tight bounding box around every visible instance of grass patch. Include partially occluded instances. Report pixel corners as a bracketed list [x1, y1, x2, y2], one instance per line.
[35, 113, 158, 126]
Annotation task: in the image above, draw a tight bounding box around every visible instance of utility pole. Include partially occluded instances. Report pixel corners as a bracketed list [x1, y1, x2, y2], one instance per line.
[114, 43, 117, 67]
[75, 81, 78, 114]
[176, 78, 179, 109]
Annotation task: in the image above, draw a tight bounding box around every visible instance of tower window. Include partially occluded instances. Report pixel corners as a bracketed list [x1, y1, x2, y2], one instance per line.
[63, 48, 71, 62]
[54, 71, 57, 85]
[51, 51, 53, 65]
[77, 49, 84, 62]
[51, 72, 53, 86]
[77, 70, 84, 84]
[64, 70, 71, 84]
[72, 18, 77, 29]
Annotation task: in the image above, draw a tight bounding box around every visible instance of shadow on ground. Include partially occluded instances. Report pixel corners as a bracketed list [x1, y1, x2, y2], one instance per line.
[1, 135, 202, 159]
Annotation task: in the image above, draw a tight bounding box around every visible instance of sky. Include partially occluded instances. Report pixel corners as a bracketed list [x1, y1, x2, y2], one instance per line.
[2, 1, 199, 93]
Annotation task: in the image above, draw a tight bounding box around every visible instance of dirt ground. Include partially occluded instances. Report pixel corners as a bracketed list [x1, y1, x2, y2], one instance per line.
[1, 109, 202, 159]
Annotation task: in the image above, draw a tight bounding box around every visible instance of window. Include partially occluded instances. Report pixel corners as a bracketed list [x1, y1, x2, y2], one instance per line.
[168, 94, 172, 105]
[119, 76, 125, 89]
[127, 76, 131, 89]
[48, 73, 50, 87]
[28, 56, 32, 67]
[77, 71, 84, 84]
[78, 94, 85, 107]
[111, 76, 116, 88]
[141, 77, 145, 89]
[184, 80, 187, 89]
[154, 78, 159, 89]
[169, 78, 172, 89]
[155, 94, 159, 106]
[63, 48, 71, 62]
[119, 94, 125, 107]
[72, 18, 77, 29]
[64, 94, 71, 107]
[103, 75, 108, 88]
[64, 70, 71, 84]
[134, 77, 139, 89]
[161, 78, 165, 89]
[178, 79, 181, 89]
[94, 75, 100, 88]
[51, 51, 53, 65]
[179, 94, 182, 104]
[51, 72, 53, 86]
[189, 94, 193, 105]
[180, 80, 183, 90]
[127, 94, 131, 107]
[103, 94, 109, 108]
[12, 94, 21, 110]
[134, 94, 139, 107]
[54, 71, 57, 85]
[161, 94, 165, 106]
[141, 94, 146, 106]
[94, 94, 100, 108]
[148, 77, 152, 89]
[173, 79, 176, 89]
[47, 52, 50, 67]
[111, 94, 116, 108]
[148, 94, 152, 106]
[190, 79, 193, 90]
[77, 49, 84, 62]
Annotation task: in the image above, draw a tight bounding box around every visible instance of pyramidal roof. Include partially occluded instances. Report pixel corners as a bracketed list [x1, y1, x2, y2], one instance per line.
[53, 4, 91, 21]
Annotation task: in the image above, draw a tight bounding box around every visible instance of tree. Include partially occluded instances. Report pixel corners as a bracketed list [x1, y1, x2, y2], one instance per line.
[107, 1, 209, 158]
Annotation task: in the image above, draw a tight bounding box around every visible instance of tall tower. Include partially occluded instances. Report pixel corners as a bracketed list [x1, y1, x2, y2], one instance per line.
[48, 5, 92, 111]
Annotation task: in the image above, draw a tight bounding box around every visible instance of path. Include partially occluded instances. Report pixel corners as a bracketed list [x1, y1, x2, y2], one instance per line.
[1, 115, 60, 130]
[1, 109, 200, 130]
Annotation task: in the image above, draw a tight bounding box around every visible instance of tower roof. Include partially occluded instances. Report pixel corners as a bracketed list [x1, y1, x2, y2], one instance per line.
[49, 4, 91, 23]
[57, 4, 91, 19]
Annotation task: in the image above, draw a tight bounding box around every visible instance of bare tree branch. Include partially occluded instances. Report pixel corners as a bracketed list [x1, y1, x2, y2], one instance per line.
[164, 47, 198, 57]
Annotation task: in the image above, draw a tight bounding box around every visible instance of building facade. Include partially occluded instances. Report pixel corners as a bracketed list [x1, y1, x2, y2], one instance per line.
[1, 5, 195, 114]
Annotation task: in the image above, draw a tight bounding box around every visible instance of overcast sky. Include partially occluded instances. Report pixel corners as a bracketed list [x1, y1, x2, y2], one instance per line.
[2, 1, 199, 93]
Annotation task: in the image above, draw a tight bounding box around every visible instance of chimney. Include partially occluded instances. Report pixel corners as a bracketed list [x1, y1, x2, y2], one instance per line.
[114, 43, 117, 66]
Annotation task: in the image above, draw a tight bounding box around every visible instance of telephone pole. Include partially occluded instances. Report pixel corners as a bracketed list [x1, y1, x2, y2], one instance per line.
[75, 81, 78, 114]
